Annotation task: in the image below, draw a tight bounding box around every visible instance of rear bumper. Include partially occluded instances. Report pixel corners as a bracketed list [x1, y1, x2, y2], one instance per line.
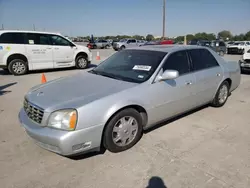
[19, 108, 103, 156]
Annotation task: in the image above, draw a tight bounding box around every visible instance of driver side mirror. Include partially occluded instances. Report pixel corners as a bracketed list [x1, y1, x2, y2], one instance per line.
[156, 70, 179, 82]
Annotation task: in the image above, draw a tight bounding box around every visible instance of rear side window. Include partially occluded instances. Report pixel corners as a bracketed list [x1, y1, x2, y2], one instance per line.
[162, 50, 190, 75]
[26, 33, 50, 45]
[0, 32, 25, 44]
[189, 49, 219, 71]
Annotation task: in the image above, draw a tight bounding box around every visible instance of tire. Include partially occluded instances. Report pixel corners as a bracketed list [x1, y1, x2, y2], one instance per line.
[105, 45, 109, 49]
[119, 46, 125, 51]
[103, 108, 143, 153]
[8, 59, 28, 76]
[219, 50, 224, 56]
[75, 55, 89, 69]
[211, 81, 229, 107]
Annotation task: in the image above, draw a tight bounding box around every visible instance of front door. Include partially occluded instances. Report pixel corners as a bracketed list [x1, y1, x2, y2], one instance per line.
[25, 33, 53, 70]
[146, 50, 197, 125]
[49, 34, 75, 68]
[187, 48, 223, 106]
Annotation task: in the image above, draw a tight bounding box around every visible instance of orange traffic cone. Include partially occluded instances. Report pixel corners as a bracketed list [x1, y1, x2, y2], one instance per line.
[96, 51, 101, 60]
[41, 73, 47, 84]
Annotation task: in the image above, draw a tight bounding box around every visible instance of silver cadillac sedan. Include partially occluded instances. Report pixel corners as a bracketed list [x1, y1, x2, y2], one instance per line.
[19, 45, 241, 156]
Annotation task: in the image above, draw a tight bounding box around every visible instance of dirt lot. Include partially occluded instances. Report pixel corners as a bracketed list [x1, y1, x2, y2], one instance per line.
[0, 50, 249, 188]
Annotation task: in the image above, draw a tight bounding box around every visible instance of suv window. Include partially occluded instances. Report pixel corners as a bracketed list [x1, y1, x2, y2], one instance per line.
[162, 50, 190, 75]
[0, 32, 25, 44]
[219, 41, 225, 46]
[26, 33, 50, 45]
[128, 39, 136, 43]
[50, 35, 71, 46]
[188, 49, 219, 71]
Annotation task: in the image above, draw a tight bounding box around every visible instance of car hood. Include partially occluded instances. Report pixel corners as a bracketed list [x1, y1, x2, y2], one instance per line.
[25, 72, 137, 111]
[228, 45, 240, 48]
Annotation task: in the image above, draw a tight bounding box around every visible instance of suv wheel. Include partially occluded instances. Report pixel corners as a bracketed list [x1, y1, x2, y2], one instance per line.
[75, 55, 88, 69]
[119, 46, 125, 51]
[8, 59, 28, 76]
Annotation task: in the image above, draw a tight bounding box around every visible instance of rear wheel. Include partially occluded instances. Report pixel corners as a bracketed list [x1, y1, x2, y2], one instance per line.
[75, 55, 88, 69]
[119, 46, 125, 51]
[8, 59, 28, 76]
[211, 81, 229, 107]
[103, 108, 143, 153]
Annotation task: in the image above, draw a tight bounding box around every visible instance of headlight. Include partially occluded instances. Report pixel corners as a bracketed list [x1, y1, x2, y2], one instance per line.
[47, 109, 77, 131]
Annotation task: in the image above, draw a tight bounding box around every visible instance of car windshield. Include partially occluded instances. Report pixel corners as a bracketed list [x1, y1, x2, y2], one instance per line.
[89, 49, 167, 83]
[234, 42, 244, 45]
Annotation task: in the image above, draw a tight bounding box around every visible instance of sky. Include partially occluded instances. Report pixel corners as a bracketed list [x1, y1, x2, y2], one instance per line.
[0, 0, 249, 37]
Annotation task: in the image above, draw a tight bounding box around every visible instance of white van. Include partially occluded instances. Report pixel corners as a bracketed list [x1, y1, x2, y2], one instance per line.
[0, 30, 92, 75]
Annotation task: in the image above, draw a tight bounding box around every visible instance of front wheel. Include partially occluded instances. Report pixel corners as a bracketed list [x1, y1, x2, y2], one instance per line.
[8, 59, 28, 76]
[75, 56, 89, 69]
[103, 108, 143, 153]
[211, 81, 229, 107]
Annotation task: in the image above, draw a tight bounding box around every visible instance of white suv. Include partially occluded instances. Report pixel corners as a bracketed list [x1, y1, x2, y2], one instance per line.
[0, 30, 92, 75]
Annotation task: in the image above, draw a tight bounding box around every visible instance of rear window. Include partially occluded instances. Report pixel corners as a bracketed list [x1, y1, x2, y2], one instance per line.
[0, 32, 25, 44]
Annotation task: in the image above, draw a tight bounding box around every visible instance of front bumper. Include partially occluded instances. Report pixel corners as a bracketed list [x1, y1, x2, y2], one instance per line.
[19, 108, 103, 156]
[227, 48, 243, 54]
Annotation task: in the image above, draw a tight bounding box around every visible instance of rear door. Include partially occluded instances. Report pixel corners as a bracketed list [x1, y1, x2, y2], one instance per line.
[187, 48, 223, 106]
[49, 34, 75, 67]
[25, 33, 53, 70]
[127, 39, 137, 48]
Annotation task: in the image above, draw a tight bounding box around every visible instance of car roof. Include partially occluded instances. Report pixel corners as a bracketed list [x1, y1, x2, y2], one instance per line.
[0, 30, 61, 36]
[129, 45, 209, 53]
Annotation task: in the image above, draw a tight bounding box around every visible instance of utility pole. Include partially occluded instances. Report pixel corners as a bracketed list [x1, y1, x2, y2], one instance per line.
[1, 24, 4, 30]
[33, 24, 36, 31]
[162, 0, 166, 40]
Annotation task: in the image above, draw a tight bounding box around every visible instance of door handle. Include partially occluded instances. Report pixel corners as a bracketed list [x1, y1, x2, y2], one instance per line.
[216, 73, 221, 76]
[185, 82, 192, 85]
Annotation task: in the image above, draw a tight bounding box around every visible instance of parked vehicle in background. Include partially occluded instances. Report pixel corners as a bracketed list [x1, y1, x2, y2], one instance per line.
[19, 45, 240, 156]
[87, 39, 110, 49]
[225, 41, 235, 48]
[239, 46, 250, 73]
[209, 40, 227, 56]
[141, 40, 173, 46]
[0, 30, 92, 75]
[188, 39, 199, 45]
[197, 40, 211, 46]
[227, 41, 250, 54]
[112, 38, 145, 51]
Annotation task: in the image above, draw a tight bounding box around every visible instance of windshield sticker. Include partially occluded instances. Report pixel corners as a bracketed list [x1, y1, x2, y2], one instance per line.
[138, 75, 144, 79]
[29, 40, 34, 44]
[0, 46, 3, 50]
[133, 65, 151, 71]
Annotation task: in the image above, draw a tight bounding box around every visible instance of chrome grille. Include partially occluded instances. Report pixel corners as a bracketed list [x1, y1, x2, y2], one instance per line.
[23, 99, 44, 124]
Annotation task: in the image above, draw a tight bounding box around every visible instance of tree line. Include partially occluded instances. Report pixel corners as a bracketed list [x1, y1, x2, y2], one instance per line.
[74, 30, 250, 42]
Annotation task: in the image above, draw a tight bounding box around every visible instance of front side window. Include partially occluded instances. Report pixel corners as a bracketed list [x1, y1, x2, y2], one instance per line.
[90, 50, 167, 83]
[162, 50, 190, 75]
[0, 32, 25, 44]
[50, 35, 71, 46]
